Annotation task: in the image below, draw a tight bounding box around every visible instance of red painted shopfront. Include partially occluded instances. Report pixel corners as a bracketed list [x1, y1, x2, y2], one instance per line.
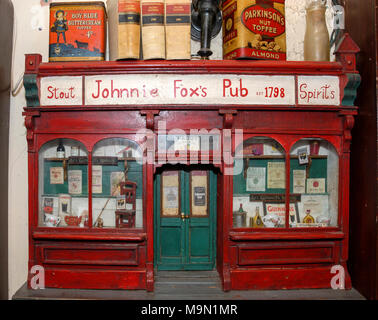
[23, 34, 360, 291]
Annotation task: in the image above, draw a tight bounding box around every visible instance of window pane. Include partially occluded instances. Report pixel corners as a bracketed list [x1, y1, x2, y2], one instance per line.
[91, 138, 143, 229]
[39, 139, 89, 228]
[233, 137, 286, 229]
[289, 139, 338, 228]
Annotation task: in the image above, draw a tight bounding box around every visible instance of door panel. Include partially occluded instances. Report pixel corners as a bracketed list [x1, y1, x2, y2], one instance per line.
[155, 168, 216, 270]
[190, 226, 210, 256]
[160, 227, 181, 257]
[157, 171, 184, 267]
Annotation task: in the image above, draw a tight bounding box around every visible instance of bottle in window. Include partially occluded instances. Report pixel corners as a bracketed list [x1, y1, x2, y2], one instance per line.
[303, 209, 315, 224]
[56, 139, 65, 158]
[252, 207, 264, 228]
[233, 204, 246, 228]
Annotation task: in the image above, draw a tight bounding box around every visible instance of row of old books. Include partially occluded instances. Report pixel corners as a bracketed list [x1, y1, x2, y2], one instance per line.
[108, 0, 191, 60]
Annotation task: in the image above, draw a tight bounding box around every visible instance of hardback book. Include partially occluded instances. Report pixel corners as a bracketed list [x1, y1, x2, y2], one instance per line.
[164, 0, 191, 60]
[108, 0, 141, 60]
[141, 0, 165, 59]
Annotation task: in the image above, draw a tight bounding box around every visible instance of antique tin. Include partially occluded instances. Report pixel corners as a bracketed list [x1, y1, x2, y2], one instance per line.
[49, 2, 107, 62]
[222, 0, 286, 60]
[233, 210, 246, 227]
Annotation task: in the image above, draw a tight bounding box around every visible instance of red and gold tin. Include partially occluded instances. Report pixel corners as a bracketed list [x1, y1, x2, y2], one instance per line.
[223, 0, 286, 60]
[49, 2, 107, 62]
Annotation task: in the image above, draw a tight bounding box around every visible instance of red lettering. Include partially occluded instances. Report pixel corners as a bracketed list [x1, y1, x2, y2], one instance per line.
[46, 86, 76, 100]
[230, 87, 238, 97]
[173, 80, 204, 98]
[130, 88, 139, 98]
[322, 84, 330, 99]
[190, 87, 199, 97]
[223, 79, 248, 98]
[102, 88, 109, 98]
[120, 88, 129, 98]
[223, 79, 231, 97]
[92, 80, 102, 99]
[150, 88, 158, 97]
[69, 87, 75, 98]
[300, 82, 337, 103]
[299, 83, 308, 100]
[91, 79, 159, 100]
[240, 79, 248, 97]
[181, 87, 188, 97]
[174, 80, 182, 98]
[47, 86, 54, 99]
[111, 80, 120, 98]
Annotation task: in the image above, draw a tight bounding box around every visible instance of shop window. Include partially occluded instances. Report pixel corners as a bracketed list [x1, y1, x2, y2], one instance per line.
[91, 138, 143, 229]
[289, 139, 339, 228]
[233, 137, 286, 229]
[38, 139, 89, 228]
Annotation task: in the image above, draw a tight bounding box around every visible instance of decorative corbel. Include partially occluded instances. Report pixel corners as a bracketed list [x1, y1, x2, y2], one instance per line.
[341, 73, 361, 107]
[219, 110, 237, 174]
[219, 109, 237, 129]
[24, 54, 42, 107]
[23, 111, 40, 152]
[140, 110, 160, 131]
[335, 33, 361, 106]
[140, 110, 159, 173]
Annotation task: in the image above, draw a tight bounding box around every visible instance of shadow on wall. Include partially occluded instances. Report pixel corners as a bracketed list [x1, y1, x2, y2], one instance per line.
[0, 0, 14, 300]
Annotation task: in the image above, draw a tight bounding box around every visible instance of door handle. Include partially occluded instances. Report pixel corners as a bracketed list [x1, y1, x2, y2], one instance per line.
[181, 213, 190, 220]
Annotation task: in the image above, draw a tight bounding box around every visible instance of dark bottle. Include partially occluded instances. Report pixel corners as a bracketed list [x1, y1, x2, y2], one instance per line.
[56, 140, 65, 158]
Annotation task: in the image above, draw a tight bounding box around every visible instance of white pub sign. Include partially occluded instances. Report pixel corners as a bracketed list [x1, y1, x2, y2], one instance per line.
[39, 74, 340, 107]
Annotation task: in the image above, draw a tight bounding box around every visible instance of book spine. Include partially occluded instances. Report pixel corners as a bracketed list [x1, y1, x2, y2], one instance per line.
[165, 0, 191, 60]
[114, 0, 141, 59]
[141, 0, 166, 59]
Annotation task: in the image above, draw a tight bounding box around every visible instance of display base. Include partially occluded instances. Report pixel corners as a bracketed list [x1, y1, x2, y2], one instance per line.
[230, 266, 352, 290]
[28, 268, 147, 290]
[15, 271, 363, 300]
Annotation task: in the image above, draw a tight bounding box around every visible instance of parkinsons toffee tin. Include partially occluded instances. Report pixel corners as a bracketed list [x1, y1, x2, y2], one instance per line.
[49, 2, 107, 61]
[223, 0, 286, 60]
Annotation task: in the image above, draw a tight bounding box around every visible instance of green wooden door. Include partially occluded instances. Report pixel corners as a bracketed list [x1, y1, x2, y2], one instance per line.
[154, 168, 217, 270]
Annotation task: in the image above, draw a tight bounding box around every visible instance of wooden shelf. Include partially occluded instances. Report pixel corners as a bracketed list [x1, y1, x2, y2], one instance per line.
[36, 59, 346, 77]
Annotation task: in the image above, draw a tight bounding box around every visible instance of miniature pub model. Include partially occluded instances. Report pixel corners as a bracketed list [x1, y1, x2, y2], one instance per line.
[23, 1, 360, 290]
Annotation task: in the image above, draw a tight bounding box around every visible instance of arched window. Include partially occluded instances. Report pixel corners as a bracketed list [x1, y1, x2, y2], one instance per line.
[38, 139, 88, 228]
[91, 138, 143, 229]
[233, 137, 286, 229]
[289, 138, 339, 228]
